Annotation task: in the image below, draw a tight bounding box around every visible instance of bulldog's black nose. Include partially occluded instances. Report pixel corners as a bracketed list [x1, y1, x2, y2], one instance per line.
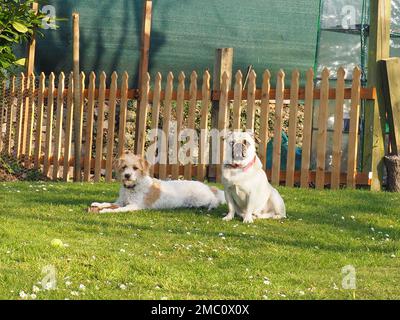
[233, 143, 247, 160]
[124, 173, 131, 179]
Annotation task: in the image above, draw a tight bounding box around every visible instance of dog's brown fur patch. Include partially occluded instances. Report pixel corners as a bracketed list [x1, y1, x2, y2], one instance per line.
[144, 180, 161, 207]
[209, 186, 219, 195]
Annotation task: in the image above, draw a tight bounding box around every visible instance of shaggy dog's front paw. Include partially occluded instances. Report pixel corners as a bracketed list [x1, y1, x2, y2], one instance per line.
[222, 214, 234, 221]
[99, 208, 115, 214]
[243, 215, 254, 224]
[91, 202, 102, 208]
[88, 206, 101, 213]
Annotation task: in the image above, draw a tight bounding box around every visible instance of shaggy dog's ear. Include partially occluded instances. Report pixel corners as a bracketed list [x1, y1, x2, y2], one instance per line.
[113, 157, 125, 172]
[139, 157, 151, 175]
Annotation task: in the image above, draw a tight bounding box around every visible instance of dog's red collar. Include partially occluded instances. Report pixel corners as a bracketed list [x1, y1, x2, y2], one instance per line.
[225, 156, 256, 172]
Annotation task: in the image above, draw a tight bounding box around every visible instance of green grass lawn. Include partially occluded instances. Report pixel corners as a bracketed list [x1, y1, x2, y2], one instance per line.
[0, 181, 399, 300]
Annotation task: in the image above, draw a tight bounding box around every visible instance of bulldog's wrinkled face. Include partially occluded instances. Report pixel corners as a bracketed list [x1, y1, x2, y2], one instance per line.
[224, 131, 256, 166]
[114, 152, 150, 188]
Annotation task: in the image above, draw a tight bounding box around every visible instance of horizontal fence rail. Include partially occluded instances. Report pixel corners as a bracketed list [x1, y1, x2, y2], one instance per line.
[0, 67, 374, 189]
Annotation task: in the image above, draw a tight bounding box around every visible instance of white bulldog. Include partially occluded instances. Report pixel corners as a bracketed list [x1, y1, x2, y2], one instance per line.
[221, 131, 286, 223]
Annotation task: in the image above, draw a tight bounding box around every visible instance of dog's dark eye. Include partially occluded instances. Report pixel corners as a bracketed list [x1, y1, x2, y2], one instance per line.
[122, 165, 127, 170]
[133, 166, 139, 171]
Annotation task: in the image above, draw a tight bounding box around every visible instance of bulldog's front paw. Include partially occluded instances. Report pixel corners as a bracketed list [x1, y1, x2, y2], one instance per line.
[243, 215, 254, 224]
[222, 213, 234, 222]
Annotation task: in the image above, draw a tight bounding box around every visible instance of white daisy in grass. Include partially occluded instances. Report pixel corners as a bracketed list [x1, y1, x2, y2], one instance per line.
[32, 285, 40, 293]
[119, 284, 127, 290]
[79, 284, 86, 291]
[19, 291, 28, 299]
[65, 281, 72, 287]
[70, 291, 79, 296]
[299, 290, 305, 296]
[391, 254, 396, 258]
[30, 294, 37, 300]
[263, 277, 271, 285]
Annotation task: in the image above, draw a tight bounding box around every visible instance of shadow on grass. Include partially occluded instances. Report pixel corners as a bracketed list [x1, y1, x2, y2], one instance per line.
[287, 191, 399, 240]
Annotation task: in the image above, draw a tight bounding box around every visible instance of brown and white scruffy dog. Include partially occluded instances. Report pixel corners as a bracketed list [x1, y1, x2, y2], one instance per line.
[90, 152, 226, 214]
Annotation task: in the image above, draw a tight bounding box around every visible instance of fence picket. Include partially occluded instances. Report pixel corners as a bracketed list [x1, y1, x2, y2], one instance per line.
[63, 73, 74, 181]
[347, 67, 361, 188]
[331, 67, 346, 189]
[271, 70, 285, 185]
[118, 72, 129, 157]
[34, 74, 45, 169]
[300, 68, 314, 188]
[286, 69, 300, 187]
[315, 68, 330, 190]
[106, 72, 118, 182]
[232, 71, 243, 130]
[137, 73, 150, 157]
[5, 76, 15, 154]
[94, 72, 106, 182]
[259, 70, 271, 171]
[0, 80, 6, 152]
[149, 72, 162, 177]
[14, 73, 25, 158]
[171, 72, 185, 180]
[198, 71, 211, 182]
[83, 72, 95, 181]
[159, 72, 174, 180]
[24, 74, 35, 165]
[52, 73, 65, 180]
[21, 76, 31, 155]
[75, 72, 86, 179]
[216, 72, 230, 183]
[43, 73, 55, 176]
[246, 70, 256, 131]
[184, 71, 198, 180]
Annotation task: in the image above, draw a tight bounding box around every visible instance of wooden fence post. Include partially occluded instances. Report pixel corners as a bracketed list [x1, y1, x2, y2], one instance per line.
[72, 12, 82, 182]
[135, 0, 153, 154]
[26, 2, 38, 76]
[381, 58, 400, 154]
[362, 0, 391, 191]
[21, 2, 38, 159]
[209, 48, 233, 181]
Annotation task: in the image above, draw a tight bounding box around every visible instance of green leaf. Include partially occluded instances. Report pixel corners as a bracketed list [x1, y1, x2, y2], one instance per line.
[15, 58, 26, 66]
[12, 21, 29, 34]
[0, 34, 15, 42]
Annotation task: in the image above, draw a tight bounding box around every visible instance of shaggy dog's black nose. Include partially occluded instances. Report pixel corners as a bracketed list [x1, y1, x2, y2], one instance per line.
[124, 173, 131, 179]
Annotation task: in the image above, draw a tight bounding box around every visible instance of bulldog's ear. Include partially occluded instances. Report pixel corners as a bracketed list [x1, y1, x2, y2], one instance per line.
[221, 129, 233, 140]
[246, 130, 255, 139]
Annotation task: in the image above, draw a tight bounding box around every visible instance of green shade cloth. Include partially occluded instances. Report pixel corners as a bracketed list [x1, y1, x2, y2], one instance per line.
[32, 0, 321, 87]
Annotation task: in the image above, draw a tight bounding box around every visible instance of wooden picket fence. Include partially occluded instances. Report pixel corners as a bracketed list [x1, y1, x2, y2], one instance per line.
[0, 67, 376, 189]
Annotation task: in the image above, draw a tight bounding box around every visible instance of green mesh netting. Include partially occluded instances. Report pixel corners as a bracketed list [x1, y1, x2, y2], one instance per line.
[29, 0, 321, 86]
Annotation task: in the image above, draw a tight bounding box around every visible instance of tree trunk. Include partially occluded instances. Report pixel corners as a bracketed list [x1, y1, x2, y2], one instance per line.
[384, 154, 400, 192]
